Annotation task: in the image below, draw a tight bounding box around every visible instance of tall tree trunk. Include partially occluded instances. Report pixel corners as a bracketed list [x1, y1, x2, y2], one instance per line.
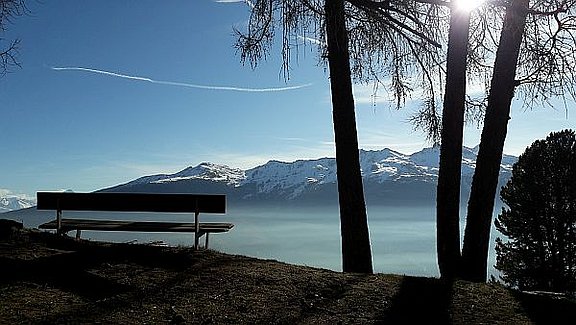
[462, 0, 529, 282]
[325, 0, 373, 274]
[436, 10, 471, 280]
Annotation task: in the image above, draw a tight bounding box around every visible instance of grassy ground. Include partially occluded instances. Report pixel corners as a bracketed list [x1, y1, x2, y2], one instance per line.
[1, 227, 575, 324]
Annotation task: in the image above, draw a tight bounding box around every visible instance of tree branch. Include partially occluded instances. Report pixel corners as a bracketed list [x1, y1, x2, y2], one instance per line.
[0, 38, 20, 77]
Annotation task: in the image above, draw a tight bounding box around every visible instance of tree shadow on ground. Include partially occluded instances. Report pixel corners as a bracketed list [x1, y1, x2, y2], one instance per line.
[3, 250, 130, 300]
[380, 276, 453, 324]
[514, 291, 576, 324]
[1, 236, 195, 300]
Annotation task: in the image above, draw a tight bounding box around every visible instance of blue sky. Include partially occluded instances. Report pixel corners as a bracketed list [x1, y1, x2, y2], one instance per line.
[1, 0, 573, 197]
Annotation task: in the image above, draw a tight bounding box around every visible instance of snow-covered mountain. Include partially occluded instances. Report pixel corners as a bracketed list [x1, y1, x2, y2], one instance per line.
[128, 162, 246, 187]
[0, 192, 36, 212]
[102, 146, 517, 206]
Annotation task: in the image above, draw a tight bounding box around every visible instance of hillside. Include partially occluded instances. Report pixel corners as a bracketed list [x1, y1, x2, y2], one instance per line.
[1, 226, 574, 324]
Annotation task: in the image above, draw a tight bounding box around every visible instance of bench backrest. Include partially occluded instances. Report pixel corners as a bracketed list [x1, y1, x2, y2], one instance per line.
[36, 192, 226, 214]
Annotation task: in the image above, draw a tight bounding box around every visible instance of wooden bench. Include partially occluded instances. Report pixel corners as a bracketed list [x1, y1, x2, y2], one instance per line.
[36, 192, 233, 249]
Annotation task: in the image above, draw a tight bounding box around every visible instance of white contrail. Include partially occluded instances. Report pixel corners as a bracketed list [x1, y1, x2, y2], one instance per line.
[52, 67, 153, 82]
[298, 35, 326, 47]
[214, 0, 255, 8]
[51, 66, 312, 93]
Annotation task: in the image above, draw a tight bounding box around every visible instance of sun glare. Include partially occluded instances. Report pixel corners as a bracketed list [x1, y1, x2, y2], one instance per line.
[455, 0, 486, 12]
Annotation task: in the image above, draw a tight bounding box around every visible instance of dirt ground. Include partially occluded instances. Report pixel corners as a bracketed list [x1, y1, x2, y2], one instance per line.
[1, 227, 575, 324]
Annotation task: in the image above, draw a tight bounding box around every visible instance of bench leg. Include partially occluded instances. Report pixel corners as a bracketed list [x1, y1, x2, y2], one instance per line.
[56, 209, 63, 235]
[205, 233, 210, 249]
[76, 229, 82, 240]
[194, 210, 200, 250]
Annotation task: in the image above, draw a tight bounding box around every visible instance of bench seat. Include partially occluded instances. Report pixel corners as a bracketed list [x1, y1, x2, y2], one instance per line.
[39, 219, 234, 233]
[39, 218, 234, 247]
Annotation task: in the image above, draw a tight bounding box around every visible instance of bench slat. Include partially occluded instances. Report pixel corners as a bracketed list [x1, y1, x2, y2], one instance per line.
[39, 219, 234, 233]
[36, 192, 226, 213]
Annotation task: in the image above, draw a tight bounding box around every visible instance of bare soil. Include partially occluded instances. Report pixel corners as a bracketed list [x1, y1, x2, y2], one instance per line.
[1, 227, 574, 324]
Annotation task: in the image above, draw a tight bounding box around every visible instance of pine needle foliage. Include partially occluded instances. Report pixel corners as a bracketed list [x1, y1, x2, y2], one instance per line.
[495, 129, 576, 293]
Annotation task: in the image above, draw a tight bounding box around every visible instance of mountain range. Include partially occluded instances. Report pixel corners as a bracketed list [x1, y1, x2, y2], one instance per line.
[0, 146, 518, 212]
[100, 146, 517, 207]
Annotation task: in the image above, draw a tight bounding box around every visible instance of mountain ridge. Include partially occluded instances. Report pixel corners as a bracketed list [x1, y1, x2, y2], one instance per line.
[101, 146, 517, 206]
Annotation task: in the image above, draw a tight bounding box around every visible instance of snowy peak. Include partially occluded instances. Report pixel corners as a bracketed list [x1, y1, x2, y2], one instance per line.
[146, 162, 246, 186]
[409, 146, 440, 167]
[360, 148, 409, 175]
[244, 158, 337, 198]
[0, 191, 36, 212]
[360, 148, 436, 183]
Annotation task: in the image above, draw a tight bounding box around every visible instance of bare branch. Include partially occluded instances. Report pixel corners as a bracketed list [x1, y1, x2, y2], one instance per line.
[0, 38, 19, 76]
[0, 0, 27, 77]
[233, 0, 576, 142]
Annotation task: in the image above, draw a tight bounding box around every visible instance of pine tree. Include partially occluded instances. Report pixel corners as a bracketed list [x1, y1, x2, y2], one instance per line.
[495, 130, 576, 293]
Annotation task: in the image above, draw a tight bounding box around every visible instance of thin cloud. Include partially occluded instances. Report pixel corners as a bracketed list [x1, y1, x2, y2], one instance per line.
[214, 0, 255, 8]
[51, 66, 312, 93]
[298, 35, 326, 47]
[353, 83, 395, 105]
[276, 137, 308, 142]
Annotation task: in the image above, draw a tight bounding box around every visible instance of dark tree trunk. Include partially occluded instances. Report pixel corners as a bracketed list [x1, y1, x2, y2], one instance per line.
[436, 10, 471, 280]
[461, 0, 529, 282]
[325, 0, 373, 274]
